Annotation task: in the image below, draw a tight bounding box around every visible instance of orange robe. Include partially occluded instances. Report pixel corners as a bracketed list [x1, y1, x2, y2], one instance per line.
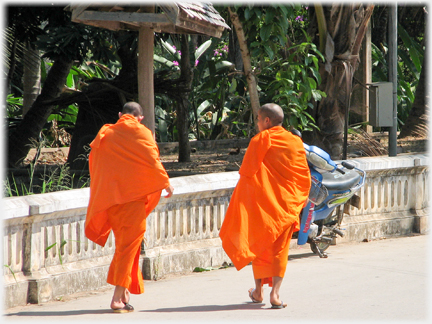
[219, 126, 310, 285]
[85, 114, 170, 294]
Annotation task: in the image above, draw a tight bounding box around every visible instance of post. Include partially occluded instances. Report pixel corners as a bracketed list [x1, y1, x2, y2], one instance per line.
[138, 25, 155, 136]
[388, 4, 398, 156]
[364, 22, 373, 133]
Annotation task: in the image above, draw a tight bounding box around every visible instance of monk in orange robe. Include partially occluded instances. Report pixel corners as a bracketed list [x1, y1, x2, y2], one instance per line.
[85, 102, 174, 313]
[219, 103, 310, 309]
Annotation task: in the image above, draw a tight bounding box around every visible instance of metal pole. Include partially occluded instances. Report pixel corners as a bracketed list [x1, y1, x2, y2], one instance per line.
[388, 4, 398, 156]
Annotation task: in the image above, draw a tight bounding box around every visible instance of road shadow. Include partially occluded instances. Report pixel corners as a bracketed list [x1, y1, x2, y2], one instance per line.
[4, 309, 112, 317]
[141, 302, 267, 313]
[288, 252, 320, 260]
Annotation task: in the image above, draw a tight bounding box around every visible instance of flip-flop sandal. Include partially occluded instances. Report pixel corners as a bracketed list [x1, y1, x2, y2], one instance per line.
[112, 303, 134, 313]
[248, 288, 263, 303]
[270, 301, 287, 309]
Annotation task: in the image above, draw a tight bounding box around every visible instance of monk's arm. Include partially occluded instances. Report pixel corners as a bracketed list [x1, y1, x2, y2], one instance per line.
[164, 184, 174, 198]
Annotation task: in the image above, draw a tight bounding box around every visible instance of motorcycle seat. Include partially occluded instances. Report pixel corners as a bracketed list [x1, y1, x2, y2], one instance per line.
[321, 169, 361, 191]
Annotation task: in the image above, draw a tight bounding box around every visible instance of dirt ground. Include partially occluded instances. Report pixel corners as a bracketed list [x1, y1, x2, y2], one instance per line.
[24, 134, 427, 178]
[159, 147, 246, 177]
[24, 144, 248, 177]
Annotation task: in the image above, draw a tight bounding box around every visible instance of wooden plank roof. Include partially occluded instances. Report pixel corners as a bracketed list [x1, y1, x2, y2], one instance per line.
[67, 2, 230, 38]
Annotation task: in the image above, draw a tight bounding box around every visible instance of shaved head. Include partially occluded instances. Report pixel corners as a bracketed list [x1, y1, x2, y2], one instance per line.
[259, 103, 284, 127]
[122, 102, 143, 117]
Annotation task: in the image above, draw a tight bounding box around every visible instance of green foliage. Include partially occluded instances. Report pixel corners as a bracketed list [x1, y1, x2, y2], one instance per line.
[234, 4, 308, 62]
[6, 94, 23, 118]
[45, 239, 82, 266]
[371, 23, 424, 129]
[48, 60, 118, 139]
[259, 39, 325, 131]
[151, 5, 321, 140]
[3, 134, 90, 197]
[193, 266, 219, 272]
[36, 23, 118, 64]
[4, 265, 17, 283]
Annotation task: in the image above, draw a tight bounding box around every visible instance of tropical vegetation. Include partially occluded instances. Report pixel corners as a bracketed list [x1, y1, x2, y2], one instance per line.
[3, 3, 427, 196]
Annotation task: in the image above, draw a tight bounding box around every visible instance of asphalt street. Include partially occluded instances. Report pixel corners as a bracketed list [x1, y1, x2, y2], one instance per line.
[4, 234, 430, 323]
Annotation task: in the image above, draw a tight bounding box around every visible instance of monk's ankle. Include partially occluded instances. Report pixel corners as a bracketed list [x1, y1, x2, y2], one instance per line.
[254, 290, 263, 300]
[111, 300, 125, 309]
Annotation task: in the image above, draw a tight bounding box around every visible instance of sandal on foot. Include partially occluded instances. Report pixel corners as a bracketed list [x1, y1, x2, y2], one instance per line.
[112, 303, 134, 313]
[248, 288, 263, 303]
[270, 301, 287, 309]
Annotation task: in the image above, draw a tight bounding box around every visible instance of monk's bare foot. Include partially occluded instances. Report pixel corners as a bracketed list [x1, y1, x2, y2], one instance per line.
[270, 293, 286, 308]
[122, 289, 130, 304]
[248, 288, 263, 303]
[111, 300, 125, 310]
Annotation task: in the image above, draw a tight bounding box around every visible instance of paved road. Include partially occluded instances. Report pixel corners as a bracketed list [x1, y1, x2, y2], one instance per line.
[4, 234, 430, 323]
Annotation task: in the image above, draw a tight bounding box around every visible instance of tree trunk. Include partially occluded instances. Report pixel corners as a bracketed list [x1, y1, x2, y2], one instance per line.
[67, 43, 138, 170]
[228, 28, 243, 71]
[304, 4, 374, 159]
[177, 34, 192, 163]
[22, 42, 41, 116]
[228, 7, 260, 128]
[7, 55, 72, 167]
[6, 37, 18, 95]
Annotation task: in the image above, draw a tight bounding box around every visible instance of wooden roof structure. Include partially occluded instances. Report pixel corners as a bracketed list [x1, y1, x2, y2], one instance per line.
[67, 2, 230, 136]
[69, 3, 230, 38]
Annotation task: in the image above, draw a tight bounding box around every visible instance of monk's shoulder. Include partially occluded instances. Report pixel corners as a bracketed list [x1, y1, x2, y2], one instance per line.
[121, 118, 154, 139]
[251, 129, 270, 142]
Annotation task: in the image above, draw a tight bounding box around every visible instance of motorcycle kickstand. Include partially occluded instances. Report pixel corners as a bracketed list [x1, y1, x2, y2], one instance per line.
[310, 240, 328, 258]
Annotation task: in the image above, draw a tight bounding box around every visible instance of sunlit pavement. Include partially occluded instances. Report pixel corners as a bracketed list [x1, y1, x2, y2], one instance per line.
[4, 234, 430, 323]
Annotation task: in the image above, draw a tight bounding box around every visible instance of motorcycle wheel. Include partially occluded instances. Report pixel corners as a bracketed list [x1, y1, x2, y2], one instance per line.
[310, 241, 331, 254]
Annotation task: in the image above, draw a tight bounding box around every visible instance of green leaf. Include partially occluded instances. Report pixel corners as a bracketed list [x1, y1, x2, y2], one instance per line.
[244, 7, 251, 20]
[65, 72, 75, 89]
[399, 80, 415, 102]
[195, 39, 212, 60]
[264, 45, 274, 60]
[153, 54, 175, 67]
[398, 23, 422, 72]
[215, 61, 234, 72]
[254, 7, 262, 18]
[193, 266, 215, 272]
[265, 9, 275, 24]
[260, 24, 273, 42]
[308, 77, 317, 89]
[197, 100, 211, 115]
[302, 111, 316, 122]
[94, 65, 105, 78]
[279, 5, 289, 16]
[229, 78, 237, 93]
[299, 114, 307, 126]
[278, 15, 289, 34]
[289, 115, 299, 128]
[45, 243, 57, 251]
[161, 40, 180, 60]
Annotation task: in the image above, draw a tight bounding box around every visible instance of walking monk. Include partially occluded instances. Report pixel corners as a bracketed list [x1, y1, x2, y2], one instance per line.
[85, 102, 174, 312]
[219, 103, 311, 309]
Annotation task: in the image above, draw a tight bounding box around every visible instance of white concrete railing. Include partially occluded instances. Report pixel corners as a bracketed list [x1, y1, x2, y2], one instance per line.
[2, 154, 429, 309]
[339, 154, 429, 241]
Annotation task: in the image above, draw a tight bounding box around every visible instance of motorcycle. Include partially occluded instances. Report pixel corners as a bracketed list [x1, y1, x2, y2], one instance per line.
[292, 140, 366, 258]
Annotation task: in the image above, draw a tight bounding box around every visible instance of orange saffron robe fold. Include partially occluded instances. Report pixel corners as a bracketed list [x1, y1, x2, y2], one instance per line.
[219, 126, 311, 281]
[85, 114, 170, 294]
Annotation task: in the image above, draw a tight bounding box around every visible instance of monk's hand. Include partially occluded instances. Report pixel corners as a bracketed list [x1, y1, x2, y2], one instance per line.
[164, 184, 174, 198]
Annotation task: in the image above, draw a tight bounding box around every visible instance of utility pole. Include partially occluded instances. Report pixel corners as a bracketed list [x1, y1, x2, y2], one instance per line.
[388, 4, 398, 156]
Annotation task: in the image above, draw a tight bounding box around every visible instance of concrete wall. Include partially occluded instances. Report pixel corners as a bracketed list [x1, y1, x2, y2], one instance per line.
[3, 154, 429, 309]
